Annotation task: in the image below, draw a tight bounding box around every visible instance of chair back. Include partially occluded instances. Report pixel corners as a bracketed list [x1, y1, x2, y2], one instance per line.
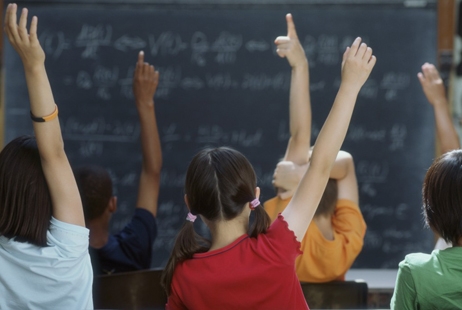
[300, 280, 368, 309]
[93, 268, 167, 310]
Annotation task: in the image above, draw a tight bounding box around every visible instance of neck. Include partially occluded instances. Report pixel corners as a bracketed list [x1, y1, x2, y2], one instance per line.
[87, 218, 110, 249]
[207, 215, 249, 251]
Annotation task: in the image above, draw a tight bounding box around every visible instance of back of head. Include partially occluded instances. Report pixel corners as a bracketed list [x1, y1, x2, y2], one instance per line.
[423, 150, 462, 246]
[0, 136, 52, 247]
[73, 165, 113, 221]
[162, 147, 271, 295]
[185, 147, 259, 222]
[315, 179, 338, 217]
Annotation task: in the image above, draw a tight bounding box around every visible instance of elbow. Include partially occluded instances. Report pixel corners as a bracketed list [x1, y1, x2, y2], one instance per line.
[143, 161, 162, 179]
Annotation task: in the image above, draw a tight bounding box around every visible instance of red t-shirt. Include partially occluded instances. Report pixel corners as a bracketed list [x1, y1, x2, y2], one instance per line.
[166, 215, 309, 310]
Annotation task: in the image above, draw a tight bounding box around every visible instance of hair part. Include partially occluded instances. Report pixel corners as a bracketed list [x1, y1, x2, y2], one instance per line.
[73, 165, 113, 221]
[423, 150, 462, 245]
[161, 147, 270, 295]
[315, 179, 338, 217]
[0, 136, 52, 247]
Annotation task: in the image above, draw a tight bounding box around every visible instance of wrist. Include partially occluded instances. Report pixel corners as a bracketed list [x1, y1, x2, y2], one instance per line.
[291, 60, 308, 70]
[135, 99, 155, 107]
[338, 82, 361, 96]
[24, 63, 46, 75]
[430, 98, 448, 107]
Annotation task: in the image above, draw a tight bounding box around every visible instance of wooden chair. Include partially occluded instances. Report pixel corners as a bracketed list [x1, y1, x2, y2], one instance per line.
[300, 280, 368, 309]
[93, 268, 167, 310]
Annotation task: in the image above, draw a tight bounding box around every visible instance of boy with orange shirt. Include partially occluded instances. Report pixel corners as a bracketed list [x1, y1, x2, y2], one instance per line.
[265, 16, 366, 282]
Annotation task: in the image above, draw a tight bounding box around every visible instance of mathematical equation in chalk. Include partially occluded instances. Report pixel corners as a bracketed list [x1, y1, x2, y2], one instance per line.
[40, 25, 370, 68]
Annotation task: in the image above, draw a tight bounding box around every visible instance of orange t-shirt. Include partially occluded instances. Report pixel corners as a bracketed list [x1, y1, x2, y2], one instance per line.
[264, 196, 366, 283]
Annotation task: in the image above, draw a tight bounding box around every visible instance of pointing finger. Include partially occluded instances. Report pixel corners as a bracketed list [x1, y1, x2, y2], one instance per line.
[137, 50, 145, 65]
[286, 13, 298, 39]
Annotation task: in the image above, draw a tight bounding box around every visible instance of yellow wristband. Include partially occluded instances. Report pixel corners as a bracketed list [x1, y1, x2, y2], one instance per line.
[30, 105, 58, 123]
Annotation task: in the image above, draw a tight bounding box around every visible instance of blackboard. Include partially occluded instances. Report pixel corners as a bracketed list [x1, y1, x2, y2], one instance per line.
[3, 4, 436, 269]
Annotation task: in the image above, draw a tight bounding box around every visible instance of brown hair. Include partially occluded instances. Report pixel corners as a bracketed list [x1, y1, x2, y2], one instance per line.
[161, 147, 271, 295]
[423, 150, 462, 245]
[0, 136, 52, 247]
[315, 178, 338, 217]
[73, 165, 113, 221]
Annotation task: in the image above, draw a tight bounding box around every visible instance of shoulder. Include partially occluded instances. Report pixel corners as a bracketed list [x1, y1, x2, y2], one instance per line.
[133, 208, 157, 223]
[262, 215, 302, 260]
[332, 199, 366, 235]
[397, 252, 437, 282]
[48, 217, 90, 254]
[117, 208, 157, 238]
[401, 252, 434, 269]
[333, 199, 364, 222]
[335, 199, 359, 210]
[401, 249, 462, 273]
[49, 217, 89, 237]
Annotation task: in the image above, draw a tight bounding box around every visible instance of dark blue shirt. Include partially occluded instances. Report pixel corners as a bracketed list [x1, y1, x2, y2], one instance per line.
[90, 208, 157, 275]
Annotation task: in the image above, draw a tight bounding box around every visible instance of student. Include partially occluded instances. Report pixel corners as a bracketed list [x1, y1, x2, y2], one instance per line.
[417, 63, 460, 250]
[266, 151, 366, 282]
[74, 52, 161, 275]
[390, 150, 462, 309]
[161, 14, 376, 309]
[0, 4, 93, 309]
[264, 13, 366, 283]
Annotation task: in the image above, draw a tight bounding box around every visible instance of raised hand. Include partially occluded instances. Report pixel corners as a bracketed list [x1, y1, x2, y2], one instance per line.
[341, 38, 376, 91]
[418, 63, 460, 153]
[132, 51, 162, 217]
[418, 63, 447, 106]
[133, 51, 160, 107]
[4, 4, 45, 70]
[274, 13, 307, 68]
[273, 161, 309, 200]
[4, 4, 85, 226]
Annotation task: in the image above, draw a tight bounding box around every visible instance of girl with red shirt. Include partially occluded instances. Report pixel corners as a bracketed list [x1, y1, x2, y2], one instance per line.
[161, 14, 376, 310]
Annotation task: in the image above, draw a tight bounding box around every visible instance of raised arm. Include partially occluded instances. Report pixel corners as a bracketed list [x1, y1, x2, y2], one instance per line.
[4, 4, 84, 226]
[331, 151, 358, 204]
[133, 51, 162, 216]
[282, 38, 376, 241]
[418, 63, 460, 154]
[275, 14, 311, 166]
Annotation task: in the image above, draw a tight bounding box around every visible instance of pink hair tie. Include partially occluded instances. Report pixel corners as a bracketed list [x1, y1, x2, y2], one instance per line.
[186, 212, 197, 222]
[250, 198, 260, 209]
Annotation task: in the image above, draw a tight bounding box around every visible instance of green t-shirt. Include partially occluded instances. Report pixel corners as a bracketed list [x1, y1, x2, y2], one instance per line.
[390, 247, 462, 310]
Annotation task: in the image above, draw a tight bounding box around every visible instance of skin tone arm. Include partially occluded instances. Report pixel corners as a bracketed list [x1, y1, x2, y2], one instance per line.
[275, 14, 311, 166]
[4, 4, 85, 226]
[418, 63, 459, 248]
[282, 38, 376, 241]
[274, 151, 359, 204]
[133, 51, 162, 217]
[418, 63, 460, 153]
